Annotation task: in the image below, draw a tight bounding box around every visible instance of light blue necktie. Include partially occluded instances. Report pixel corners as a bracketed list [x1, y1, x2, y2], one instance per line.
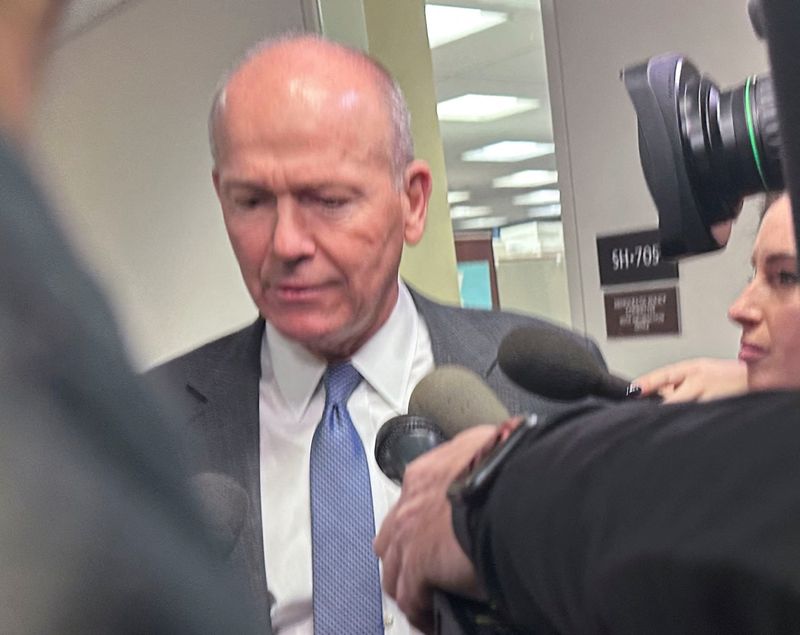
[310, 362, 384, 634]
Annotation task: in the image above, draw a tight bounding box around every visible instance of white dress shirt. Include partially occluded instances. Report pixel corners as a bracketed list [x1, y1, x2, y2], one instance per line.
[259, 283, 434, 634]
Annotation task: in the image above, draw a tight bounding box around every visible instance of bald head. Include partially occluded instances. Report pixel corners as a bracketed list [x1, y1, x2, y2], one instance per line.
[209, 35, 413, 185]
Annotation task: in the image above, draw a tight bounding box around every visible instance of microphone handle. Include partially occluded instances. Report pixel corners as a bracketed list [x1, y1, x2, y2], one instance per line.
[597, 372, 637, 400]
[433, 591, 522, 634]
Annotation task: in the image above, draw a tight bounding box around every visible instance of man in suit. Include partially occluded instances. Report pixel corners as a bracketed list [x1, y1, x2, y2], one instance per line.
[0, 1, 258, 633]
[151, 34, 602, 634]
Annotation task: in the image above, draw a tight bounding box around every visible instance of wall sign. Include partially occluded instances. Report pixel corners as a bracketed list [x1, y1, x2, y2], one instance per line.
[604, 287, 680, 337]
[596, 229, 679, 286]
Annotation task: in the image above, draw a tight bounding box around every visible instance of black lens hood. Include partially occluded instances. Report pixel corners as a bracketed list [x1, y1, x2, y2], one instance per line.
[623, 54, 720, 257]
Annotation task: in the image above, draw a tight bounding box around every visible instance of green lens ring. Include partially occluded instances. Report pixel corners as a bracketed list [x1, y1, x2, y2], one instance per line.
[745, 75, 768, 190]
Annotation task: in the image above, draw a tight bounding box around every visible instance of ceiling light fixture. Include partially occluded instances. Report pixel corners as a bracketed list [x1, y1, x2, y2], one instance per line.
[456, 217, 509, 231]
[513, 189, 561, 205]
[425, 4, 507, 48]
[447, 190, 471, 204]
[492, 169, 558, 188]
[437, 94, 540, 123]
[449, 205, 492, 219]
[462, 141, 555, 162]
[526, 204, 562, 218]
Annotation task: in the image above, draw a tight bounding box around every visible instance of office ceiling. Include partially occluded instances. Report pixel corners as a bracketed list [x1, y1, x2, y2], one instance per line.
[426, 0, 558, 233]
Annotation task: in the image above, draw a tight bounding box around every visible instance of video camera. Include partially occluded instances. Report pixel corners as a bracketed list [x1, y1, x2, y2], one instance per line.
[622, 0, 800, 262]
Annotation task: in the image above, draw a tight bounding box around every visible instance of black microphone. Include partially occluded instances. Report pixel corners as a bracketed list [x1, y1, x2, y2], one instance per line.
[189, 472, 248, 557]
[374, 365, 511, 484]
[375, 414, 447, 484]
[498, 325, 638, 401]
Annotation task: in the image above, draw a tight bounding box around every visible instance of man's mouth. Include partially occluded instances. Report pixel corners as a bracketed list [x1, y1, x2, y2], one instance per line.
[272, 282, 332, 302]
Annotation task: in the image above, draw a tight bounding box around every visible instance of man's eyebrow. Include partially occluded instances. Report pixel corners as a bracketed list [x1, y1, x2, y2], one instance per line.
[297, 183, 359, 193]
[764, 252, 798, 266]
[223, 180, 268, 191]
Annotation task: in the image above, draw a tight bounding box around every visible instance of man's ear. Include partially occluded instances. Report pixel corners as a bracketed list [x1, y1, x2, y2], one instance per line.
[402, 160, 433, 245]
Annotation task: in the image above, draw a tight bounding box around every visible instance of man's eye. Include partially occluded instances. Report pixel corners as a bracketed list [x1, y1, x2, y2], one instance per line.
[320, 197, 347, 208]
[777, 270, 800, 286]
[234, 196, 264, 209]
[301, 193, 348, 210]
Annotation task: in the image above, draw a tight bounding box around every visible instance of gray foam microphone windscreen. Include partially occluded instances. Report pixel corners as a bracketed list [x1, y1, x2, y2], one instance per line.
[408, 365, 510, 437]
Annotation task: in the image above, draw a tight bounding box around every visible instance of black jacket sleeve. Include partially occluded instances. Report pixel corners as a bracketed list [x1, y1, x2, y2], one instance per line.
[455, 391, 800, 634]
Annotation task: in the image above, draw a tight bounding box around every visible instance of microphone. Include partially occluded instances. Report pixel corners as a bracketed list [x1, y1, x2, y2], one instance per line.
[375, 414, 446, 485]
[189, 472, 248, 557]
[408, 365, 510, 436]
[498, 325, 637, 401]
[374, 365, 510, 484]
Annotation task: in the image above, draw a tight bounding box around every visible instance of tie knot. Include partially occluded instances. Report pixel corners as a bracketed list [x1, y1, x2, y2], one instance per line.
[323, 362, 362, 408]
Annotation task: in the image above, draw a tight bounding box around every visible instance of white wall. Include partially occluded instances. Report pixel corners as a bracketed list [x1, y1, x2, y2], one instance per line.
[542, 0, 767, 377]
[34, 0, 309, 368]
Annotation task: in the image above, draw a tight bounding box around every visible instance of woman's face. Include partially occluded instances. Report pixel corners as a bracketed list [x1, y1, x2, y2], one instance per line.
[728, 194, 800, 390]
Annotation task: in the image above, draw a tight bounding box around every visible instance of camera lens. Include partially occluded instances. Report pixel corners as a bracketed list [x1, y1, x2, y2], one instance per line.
[623, 55, 783, 258]
[682, 71, 782, 226]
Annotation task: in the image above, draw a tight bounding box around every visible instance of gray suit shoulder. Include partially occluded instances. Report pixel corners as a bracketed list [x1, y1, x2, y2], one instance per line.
[144, 319, 263, 408]
[409, 288, 605, 369]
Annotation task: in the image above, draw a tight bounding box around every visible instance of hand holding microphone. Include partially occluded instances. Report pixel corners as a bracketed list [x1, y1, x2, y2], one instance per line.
[374, 424, 497, 633]
[374, 366, 523, 633]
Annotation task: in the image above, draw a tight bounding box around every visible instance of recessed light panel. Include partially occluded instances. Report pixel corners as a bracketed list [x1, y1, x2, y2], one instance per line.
[462, 141, 555, 162]
[456, 217, 509, 230]
[513, 189, 561, 205]
[437, 94, 540, 123]
[527, 204, 562, 218]
[425, 4, 507, 48]
[492, 170, 558, 188]
[447, 190, 471, 204]
[450, 205, 492, 219]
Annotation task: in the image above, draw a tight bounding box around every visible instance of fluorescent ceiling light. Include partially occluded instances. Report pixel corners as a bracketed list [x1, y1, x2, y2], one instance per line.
[527, 204, 562, 218]
[447, 190, 471, 204]
[456, 217, 509, 230]
[475, 0, 540, 8]
[513, 189, 561, 205]
[493, 170, 558, 188]
[437, 94, 540, 123]
[462, 141, 555, 163]
[450, 205, 492, 219]
[425, 4, 507, 48]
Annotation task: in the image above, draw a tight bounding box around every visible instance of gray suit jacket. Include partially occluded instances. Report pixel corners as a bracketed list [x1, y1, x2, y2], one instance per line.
[149, 287, 604, 634]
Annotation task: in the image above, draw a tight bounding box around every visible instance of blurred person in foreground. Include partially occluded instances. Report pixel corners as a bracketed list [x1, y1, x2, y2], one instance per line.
[375, 191, 800, 633]
[635, 192, 797, 402]
[0, 1, 257, 632]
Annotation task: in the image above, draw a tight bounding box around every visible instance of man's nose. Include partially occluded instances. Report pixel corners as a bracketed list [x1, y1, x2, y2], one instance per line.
[271, 200, 315, 262]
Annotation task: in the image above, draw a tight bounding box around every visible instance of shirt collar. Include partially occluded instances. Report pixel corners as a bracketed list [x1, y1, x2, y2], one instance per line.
[263, 281, 419, 418]
[351, 282, 418, 413]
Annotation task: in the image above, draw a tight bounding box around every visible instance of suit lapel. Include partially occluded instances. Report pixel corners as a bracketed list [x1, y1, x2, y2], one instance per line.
[184, 319, 273, 633]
